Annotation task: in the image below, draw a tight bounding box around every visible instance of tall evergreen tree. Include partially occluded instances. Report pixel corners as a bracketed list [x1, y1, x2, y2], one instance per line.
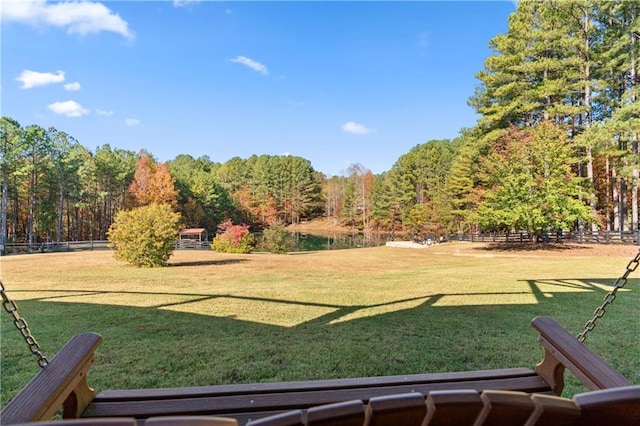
[0, 117, 24, 254]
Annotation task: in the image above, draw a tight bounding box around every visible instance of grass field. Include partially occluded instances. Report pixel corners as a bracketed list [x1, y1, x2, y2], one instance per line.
[1, 241, 638, 408]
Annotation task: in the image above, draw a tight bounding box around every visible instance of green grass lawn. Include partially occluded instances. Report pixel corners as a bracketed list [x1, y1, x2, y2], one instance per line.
[1, 242, 638, 408]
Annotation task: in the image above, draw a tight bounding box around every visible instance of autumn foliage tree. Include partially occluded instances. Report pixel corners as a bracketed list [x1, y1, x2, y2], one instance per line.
[211, 219, 255, 253]
[110, 151, 182, 266]
[126, 151, 178, 208]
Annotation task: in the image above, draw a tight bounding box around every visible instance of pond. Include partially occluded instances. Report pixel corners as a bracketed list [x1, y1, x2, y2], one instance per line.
[254, 231, 394, 252]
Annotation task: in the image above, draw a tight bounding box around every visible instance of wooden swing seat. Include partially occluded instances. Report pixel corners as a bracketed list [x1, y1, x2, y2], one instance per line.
[2, 317, 638, 425]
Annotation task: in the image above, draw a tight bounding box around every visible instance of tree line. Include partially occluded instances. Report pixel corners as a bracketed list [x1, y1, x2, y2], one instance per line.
[367, 0, 640, 241]
[0, 121, 325, 250]
[2, 0, 639, 250]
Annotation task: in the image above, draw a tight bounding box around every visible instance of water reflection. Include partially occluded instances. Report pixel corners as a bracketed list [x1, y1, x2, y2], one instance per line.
[255, 232, 392, 252]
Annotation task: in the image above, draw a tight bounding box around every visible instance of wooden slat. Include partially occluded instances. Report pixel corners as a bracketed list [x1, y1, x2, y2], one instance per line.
[244, 410, 304, 426]
[573, 385, 640, 426]
[92, 368, 541, 401]
[424, 390, 483, 425]
[10, 420, 136, 426]
[531, 317, 631, 391]
[306, 400, 365, 426]
[474, 391, 535, 426]
[527, 394, 580, 426]
[1, 332, 103, 425]
[83, 376, 549, 419]
[227, 410, 303, 426]
[365, 392, 426, 426]
[144, 416, 238, 426]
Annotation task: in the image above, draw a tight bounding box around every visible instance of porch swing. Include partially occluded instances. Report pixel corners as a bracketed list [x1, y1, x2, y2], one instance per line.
[1, 249, 639, 425]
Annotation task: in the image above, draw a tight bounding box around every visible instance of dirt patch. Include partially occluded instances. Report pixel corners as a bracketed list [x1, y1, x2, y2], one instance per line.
[466, 242, 639, 258]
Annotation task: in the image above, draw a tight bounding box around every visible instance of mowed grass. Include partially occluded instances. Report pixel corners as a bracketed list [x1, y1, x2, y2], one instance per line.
[1, 242, 638, 408]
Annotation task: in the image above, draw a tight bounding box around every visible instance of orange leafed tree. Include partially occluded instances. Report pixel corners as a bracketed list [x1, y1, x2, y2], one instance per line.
[126, 151, 178, 208]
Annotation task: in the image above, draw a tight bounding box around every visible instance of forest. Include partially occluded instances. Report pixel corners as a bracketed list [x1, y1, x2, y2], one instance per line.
[1, 0, 639, 249]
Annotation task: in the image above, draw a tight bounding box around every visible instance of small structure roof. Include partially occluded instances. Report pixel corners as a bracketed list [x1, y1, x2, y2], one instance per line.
[179, 228, 208, 242]
[179, 228, 207, 234]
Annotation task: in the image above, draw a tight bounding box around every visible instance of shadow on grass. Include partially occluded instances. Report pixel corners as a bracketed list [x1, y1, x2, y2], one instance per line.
[2, 278, 637, 403]
[476, 243, 593, 252]
[170, 258, 250, 267]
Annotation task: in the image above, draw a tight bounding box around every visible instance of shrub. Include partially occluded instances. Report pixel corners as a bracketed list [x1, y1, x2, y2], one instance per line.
[108, 203, 182, 267]
[263, 222, 291, 254]
[211, 219, 255, 254]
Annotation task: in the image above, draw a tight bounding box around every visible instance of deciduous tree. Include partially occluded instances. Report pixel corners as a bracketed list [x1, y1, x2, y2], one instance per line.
[127, 151, 177, 208]
[475, 123, 593, 242]
[108, 203, 182, 267]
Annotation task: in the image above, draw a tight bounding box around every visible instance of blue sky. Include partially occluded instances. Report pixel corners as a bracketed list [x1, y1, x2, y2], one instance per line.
[2, 1, 515, 176]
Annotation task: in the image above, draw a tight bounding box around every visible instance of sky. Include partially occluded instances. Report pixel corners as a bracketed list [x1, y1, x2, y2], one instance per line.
[1, 0, 516, 177]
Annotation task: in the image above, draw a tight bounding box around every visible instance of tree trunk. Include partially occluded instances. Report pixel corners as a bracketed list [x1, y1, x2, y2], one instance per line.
[1, 164, 7, 255]
[606, 156, 611, 231]
[57, 181, 64, 244]
[580, 5, 598, 233]
[620, 178, 628, 233]
[633, 140, 638, 236]
[586, 146, 597, 232]
[613, 164, 620, 232]
[11, 173, 18, 243]
[630, 18, 638, 238]
[27, 166, 36, 250]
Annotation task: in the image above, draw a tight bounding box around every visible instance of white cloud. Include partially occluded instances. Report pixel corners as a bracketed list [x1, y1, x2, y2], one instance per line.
[229, 56, 269, 76]
[1, 0, 134, 39]
[173, 0, 201, 7]
[64, 81, 81, 91]
[16, 69, 65, 89]
[125, 118, 140, 126]
[48, 100, 89, 117]
[342, 121, 373, 135]
[96, 109, 113, 116]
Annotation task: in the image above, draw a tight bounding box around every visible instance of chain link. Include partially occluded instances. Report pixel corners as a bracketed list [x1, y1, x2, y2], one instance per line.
[0, 280, 48, 368]
[577, 248, 640, 343]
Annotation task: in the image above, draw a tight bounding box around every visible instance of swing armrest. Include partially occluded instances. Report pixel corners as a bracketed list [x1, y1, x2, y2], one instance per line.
[1, 332, 103, 425]
[532, 317, 631, 393]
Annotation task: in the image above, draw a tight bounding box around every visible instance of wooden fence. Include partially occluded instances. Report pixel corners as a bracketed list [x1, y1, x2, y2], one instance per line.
[2, 240, 111, 255]
[4, 230, 639, 256]
[2, 239, 211, 255]
[449, 230, 640, 245]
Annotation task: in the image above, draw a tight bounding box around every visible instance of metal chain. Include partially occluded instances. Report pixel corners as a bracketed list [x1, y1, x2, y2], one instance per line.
[577, 248, 640, 343]
[0, 280, 48, 368]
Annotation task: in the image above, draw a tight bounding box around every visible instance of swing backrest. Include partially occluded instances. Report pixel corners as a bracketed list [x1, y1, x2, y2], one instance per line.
[9, 386, 640, 425]
[244, 386, 640, 426]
